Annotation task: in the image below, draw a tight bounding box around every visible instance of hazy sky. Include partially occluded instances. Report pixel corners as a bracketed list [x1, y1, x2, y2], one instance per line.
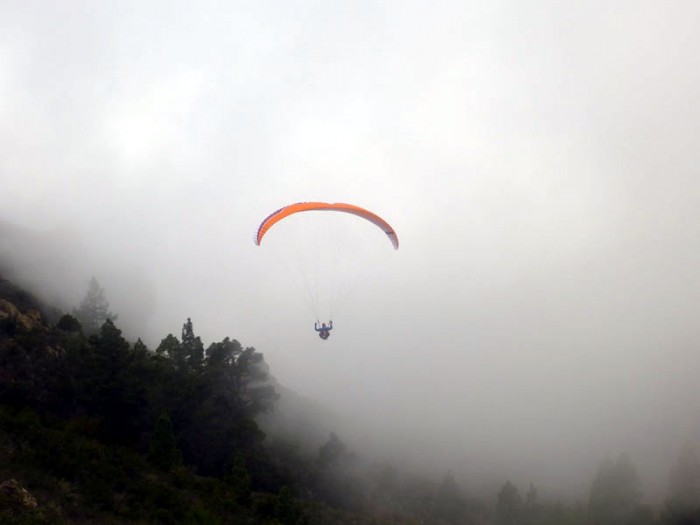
[2, 0, 700, 502]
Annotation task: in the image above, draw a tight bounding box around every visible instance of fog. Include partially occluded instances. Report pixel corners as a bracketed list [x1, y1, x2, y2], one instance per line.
[2, 0, 700, 505]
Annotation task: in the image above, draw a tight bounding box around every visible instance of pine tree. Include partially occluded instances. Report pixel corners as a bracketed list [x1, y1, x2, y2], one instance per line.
[523, 483, 540, 524]
[433, 471, 464, 524]
[156, 334, 185, 369]
[73, 277, 117, 335]
[148, 411, 181, 471]
[666, 442, 700, 521]
[589, 454, 642, 525]
[181, 317, 204, 372]
[318, 432, 345, 469]
[57, 313, 82, 332]
[227, 452, 252, 506]
[496, 480, 522, 525]
[90, 319, 140, 444]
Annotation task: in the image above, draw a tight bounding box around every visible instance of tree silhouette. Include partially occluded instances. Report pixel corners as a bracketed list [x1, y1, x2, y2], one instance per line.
[665, 441, 700, 523]
[73, 277, 117, 335]
[318, 432, 345, 469]
[523, 482, 540, 524]
[496, 480, 522, 525]
[227, 452, 252, 506]
[433, 470, 464, 523]
[181, 317, 204, 372]
[148, 411, 181, 471]
[589, 454, 642, 525]
[156, 333, 185, 369]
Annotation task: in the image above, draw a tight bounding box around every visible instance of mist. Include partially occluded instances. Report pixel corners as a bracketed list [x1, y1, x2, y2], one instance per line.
[2, 0, 700, 507]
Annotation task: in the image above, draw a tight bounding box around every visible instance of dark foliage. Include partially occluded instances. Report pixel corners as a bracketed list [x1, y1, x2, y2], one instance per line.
[148, 411, 182, 471]
[0, 284, 291, 523]
[57, 314, 81, 333]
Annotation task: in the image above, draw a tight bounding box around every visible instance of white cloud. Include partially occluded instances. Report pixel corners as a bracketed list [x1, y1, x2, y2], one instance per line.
[2, 0, 700, 503]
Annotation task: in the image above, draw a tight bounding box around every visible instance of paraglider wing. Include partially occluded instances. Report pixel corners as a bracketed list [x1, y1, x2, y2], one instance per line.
[255, 202, 399, 249]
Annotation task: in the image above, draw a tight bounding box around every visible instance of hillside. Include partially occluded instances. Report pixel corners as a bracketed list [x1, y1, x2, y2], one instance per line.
[0, 276, 430, 524]
[4, 273, 695, 525]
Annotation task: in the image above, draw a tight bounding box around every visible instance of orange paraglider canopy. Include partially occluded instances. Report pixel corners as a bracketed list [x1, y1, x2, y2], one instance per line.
[255, 202, 399, 250]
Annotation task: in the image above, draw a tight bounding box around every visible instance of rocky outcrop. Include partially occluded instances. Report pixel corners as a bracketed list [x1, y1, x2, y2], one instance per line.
[0, 478, 38, 509]
[0, 298, 44, 333]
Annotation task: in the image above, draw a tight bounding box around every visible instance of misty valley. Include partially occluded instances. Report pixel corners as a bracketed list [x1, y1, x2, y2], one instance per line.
[1, 272, 699, 524]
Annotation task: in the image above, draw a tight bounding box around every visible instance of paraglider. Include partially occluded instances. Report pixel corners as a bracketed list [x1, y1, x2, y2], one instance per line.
[255, 202, 398, 339]
[314, 321, 333, 340]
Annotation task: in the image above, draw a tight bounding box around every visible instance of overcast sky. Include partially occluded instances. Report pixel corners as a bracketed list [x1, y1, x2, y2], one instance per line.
[2, 0, 700, 502]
